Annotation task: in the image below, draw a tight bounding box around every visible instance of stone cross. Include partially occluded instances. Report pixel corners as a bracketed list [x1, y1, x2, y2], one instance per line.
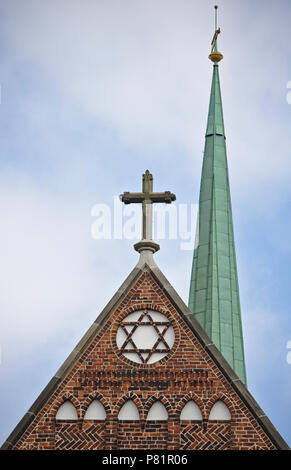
[120, 170, 176, 253]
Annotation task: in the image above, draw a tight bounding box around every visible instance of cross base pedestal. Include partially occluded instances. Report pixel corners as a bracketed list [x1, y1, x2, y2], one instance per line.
[134, 240, 160, 254]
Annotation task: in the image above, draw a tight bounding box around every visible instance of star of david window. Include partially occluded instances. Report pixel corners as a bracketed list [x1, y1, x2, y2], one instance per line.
[116, 310, 175, 364]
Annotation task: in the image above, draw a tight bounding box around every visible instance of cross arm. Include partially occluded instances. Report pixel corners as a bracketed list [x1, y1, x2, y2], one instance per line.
[119, 192, 145, 204]
[120, 191, 176, 205]
[149, 191, 176, 204]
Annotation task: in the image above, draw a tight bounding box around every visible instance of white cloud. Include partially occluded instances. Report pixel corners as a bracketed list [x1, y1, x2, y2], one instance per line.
[0, 172, 115, 360]
[2, 0, 291, 214]
[2, 1, 210, 160]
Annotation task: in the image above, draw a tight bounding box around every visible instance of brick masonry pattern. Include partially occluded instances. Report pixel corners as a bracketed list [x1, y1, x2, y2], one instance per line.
[14, 272, 276, 450]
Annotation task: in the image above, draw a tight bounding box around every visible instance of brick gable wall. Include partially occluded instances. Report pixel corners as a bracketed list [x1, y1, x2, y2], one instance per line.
[13, 271, 276, 450]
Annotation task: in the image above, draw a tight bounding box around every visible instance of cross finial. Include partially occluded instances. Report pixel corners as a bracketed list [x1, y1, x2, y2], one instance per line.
[120, 171, 176, 256]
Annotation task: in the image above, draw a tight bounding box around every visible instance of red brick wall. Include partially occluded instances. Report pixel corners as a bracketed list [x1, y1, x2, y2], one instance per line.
[14, 271, 276, 450]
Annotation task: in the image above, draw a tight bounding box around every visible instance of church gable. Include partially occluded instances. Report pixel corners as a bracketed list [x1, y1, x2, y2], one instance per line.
[7, 267, 284, 450]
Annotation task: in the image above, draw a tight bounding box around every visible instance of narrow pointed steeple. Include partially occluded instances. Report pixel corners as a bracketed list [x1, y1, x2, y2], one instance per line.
[188, 11, 247, 385]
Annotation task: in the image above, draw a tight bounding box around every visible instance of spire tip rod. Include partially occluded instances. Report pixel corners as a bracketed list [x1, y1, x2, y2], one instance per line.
[209, 5, 223, 63]
[214, 5, 218, 31]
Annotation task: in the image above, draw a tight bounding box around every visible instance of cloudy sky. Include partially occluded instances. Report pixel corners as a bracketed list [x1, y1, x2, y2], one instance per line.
[0, 0, 291, 447]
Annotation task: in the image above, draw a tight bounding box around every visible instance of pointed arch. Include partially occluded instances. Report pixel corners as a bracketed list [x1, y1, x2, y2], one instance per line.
[55, 400, 78, 421]
[84, 400, 106, 420]
[51, 392, 81, 421]
[144, 394, 172, 418]
[146, 401, 168, 421]
[118, 400, 140, 421]
[177, 392, 205, 419]
[114, 392, 143, 420]
[81, 393, 111, 419]
[205, 394, 235, 420]
[180, 400, 202, 421]
[209, 400, 231, 421]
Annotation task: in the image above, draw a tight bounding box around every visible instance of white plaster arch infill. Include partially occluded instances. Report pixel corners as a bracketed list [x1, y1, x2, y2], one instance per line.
[180, 400, 202, 420]
[146, 401, 168, 421]
[55, 401, 78, 421]
[84, 400, 106, 420]
[209, 400, 231, 421]
[118, 400, 140, 421]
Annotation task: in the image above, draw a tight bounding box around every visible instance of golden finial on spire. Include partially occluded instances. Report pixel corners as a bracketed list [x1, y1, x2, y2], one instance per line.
[209, 5, 223, 63]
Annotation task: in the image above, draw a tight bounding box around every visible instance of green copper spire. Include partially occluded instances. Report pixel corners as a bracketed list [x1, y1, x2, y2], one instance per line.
[188, 24, 247, 385]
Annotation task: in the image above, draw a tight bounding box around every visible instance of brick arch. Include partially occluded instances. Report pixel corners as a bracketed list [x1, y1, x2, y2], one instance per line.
[80, 392, 111, 419]
[114, 303, 175, 323]
[176, 392, 205, 419]
[144, 394, 172, 418]
[113, 392, 144, 420]
[205, 394, 235, 420]
[51, 392, 81, 420]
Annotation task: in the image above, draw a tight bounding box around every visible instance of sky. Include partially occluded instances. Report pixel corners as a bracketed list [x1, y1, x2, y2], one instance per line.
[0, 0, 291, 447]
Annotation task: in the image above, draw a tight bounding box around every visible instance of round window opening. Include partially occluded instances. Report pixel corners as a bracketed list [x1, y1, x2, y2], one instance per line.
[116, 310, 175, 364]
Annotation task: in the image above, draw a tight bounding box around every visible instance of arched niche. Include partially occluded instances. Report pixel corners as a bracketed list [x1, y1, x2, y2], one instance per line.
[118, 400, 140, 421]
[146, 401, 168, 421]
[209, 400, 231, 421]
[84, 400, 106, 420]
[55, 401, 78, 421]
[180, 400, 202, 420]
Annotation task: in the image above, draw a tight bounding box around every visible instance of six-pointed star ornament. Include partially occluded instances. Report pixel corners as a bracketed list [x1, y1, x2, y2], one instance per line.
[116, 310, 175, 364]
